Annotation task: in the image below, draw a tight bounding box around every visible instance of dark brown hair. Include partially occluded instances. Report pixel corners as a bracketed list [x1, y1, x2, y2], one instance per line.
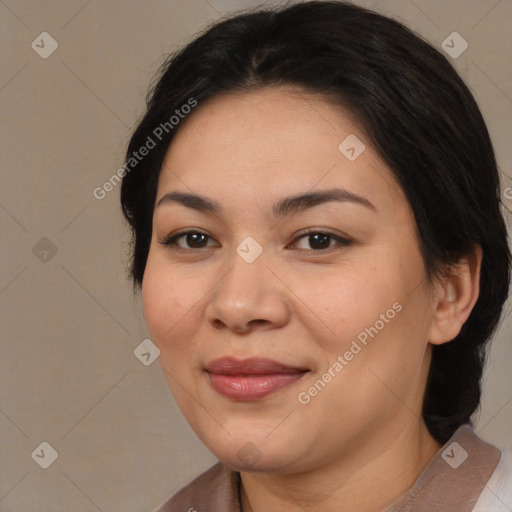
[121, 1, 511, 443]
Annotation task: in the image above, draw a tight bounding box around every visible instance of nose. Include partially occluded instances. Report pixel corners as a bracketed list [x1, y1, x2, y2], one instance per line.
[204, 251, 291, 334]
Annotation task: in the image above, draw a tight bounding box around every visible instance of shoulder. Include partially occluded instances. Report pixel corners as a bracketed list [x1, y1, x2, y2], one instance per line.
[472, 448, 512, 511]
[152, 461, 241, 512]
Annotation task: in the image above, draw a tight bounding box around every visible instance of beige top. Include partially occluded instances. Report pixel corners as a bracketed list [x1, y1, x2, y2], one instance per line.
[154, 424, 503, 511]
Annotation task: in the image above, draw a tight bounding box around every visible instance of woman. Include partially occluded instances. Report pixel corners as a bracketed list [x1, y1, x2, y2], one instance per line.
[120, 1, 511, 510]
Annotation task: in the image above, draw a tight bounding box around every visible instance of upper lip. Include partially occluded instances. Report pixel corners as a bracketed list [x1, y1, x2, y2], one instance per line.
[205, 357, 309, 375]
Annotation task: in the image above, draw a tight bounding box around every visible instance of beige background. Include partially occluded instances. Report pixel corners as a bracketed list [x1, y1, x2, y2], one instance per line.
[1, 0, 511, 510]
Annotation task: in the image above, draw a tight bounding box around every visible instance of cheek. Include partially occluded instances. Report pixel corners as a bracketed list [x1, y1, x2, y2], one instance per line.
[290, 250, 429, 386]
[141, 256, 200, 354]
[289, 264, 393, 352]
[141, 261, 206, 413]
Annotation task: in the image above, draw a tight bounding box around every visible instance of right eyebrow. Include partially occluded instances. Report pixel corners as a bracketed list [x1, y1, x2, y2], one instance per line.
[156, 192, 221, 214]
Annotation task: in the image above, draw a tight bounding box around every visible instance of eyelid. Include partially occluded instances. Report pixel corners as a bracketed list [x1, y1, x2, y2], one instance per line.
[159, 228, 353, 252]
[287, 229, 353, 251]
[158, 229, 220, 248]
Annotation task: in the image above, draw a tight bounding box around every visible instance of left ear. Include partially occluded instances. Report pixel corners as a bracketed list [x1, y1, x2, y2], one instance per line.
[428, 244, 483, 345]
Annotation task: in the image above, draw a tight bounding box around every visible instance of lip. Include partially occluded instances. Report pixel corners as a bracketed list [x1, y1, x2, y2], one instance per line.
[205, 357, 309, 400]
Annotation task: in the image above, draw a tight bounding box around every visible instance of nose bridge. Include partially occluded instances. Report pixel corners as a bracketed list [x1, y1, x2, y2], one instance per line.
[205, 241, 290, 332]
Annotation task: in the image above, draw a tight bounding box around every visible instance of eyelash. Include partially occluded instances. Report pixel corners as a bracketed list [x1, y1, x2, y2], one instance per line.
[158, 230, 353, 252]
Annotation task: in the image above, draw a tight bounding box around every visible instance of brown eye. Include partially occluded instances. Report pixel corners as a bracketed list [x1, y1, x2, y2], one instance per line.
[289, 231, 352, 251]
[160, 231, 217, 249]
[307, 233, 331, 250]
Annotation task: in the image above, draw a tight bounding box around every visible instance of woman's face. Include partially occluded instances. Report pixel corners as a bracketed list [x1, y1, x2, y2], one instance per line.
[142, 87, 440, 473]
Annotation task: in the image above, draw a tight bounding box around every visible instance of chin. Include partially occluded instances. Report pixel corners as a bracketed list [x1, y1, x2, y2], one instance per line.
[218, 451, 287, 473]
[202, 432, 303, 474]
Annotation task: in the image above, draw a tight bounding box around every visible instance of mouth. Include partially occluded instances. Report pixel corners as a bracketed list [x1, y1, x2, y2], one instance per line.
[204, 357, 310, 400]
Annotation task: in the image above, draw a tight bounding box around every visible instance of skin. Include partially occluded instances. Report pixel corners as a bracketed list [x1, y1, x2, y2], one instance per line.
[141, 86, 482, 511]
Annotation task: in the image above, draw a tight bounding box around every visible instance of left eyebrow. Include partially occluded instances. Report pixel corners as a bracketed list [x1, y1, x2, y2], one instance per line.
[155, 187, 376, 216]
[272, 188, 377, 217]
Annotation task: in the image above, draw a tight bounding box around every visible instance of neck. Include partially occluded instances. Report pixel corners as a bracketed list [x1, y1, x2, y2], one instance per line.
[240, 420, 441, 512]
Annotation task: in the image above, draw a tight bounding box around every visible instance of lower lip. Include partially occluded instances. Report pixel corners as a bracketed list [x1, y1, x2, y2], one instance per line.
[207, 372, 307, 400]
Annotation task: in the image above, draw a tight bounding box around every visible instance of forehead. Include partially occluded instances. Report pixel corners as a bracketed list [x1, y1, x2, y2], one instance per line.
[158, 87, 405, 209]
